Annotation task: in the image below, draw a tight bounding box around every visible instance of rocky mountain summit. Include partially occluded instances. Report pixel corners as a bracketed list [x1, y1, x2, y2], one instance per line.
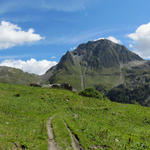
[43, 39, 144, 90]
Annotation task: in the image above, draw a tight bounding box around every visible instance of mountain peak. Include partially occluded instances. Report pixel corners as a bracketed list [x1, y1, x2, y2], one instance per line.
[44, 40, 144, 90]
[72, 39, 143, 68]
[76, 39, 120, 50]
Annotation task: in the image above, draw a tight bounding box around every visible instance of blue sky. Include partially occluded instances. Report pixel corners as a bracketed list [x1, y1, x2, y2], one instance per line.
[0, 0, 150, 74]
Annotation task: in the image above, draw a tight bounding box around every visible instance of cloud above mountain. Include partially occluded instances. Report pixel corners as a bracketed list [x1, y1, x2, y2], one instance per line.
[94, 36, 121, 44]
[0, 59, 57, 75]
[0, 21, 44, 49]
[106, 36, 121, 44]
[128, 22, 150, 58]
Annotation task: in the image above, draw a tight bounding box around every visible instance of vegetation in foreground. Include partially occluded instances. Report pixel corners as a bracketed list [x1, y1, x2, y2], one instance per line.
[0, 83, 150, 149]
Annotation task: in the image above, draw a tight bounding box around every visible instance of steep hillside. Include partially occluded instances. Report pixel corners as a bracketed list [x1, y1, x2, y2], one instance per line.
[107, 60, 150, 106]
[0, 66, 39, 85]
[43, 39, 143, 90]
[0, 83, 150, 149]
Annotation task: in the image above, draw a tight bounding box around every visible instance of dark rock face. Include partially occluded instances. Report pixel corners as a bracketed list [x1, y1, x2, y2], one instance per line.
[52, 39, 143, 73]
[73, 39, 143, 68]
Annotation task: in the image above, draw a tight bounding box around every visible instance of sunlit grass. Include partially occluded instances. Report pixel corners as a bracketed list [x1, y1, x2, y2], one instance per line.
[0, 83, 149, 149]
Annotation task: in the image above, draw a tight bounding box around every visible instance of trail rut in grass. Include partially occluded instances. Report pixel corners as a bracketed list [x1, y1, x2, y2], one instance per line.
[47, 116, 58, 150]
[64, 122, 83, 150]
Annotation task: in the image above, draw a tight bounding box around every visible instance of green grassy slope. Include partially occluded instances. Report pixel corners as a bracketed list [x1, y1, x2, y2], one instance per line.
[0, 83, 150, 149]
[49, 63, 82, 90]
[0, 66, 39, 85]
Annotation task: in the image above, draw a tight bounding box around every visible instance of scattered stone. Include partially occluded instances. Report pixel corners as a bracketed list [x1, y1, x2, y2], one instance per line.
[61, 83, 73, 91]
[66, 98, 70, 102]
[74, 114, 78, 118]
[72, 88, 78, 92]
[30, 83, 41, 87]
[51, 84, 62, 89]
[42, 83, 78, 92]
[112, 112, 116, 115]
[115, 138, 119, 142]
[42, 84, 52, 88]
[91, 145, 104, 149]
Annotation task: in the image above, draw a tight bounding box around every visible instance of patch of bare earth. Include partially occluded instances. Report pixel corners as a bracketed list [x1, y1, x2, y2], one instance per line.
[47, 116, 58, 150]
[64, 122, 83, 150]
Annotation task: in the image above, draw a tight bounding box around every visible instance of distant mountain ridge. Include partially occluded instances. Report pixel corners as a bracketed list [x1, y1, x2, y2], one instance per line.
[43, 39, 144, 90]
[0, 66, 39, 85]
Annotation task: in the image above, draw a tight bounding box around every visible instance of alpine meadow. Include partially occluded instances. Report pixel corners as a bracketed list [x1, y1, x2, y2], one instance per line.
[0, 0, 150, 150]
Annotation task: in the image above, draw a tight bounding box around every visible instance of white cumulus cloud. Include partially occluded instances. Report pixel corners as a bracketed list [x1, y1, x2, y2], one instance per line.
[94, 36, 121, 44]
[128, 22, 150, 58]
[0, 21, 44, 49]
[0, 59, 57, 75]
[106, 36, 121, 44]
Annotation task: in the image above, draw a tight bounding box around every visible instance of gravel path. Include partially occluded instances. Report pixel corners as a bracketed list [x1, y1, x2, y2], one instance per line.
[47, 116, 58, 150]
